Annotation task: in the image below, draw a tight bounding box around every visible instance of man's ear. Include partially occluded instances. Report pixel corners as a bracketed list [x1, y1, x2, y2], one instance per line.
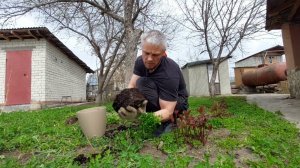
[163, 51, 167, 57]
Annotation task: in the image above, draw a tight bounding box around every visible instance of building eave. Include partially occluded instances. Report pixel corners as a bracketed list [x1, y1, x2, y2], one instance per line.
[235, 45, 284, 64]
[0, 27, 94, 73]
[181, 56, 232, 69]
[266, 0, 300, 30]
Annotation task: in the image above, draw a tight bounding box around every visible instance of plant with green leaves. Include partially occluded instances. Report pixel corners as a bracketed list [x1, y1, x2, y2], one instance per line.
[137, 113, 161, 139]
[1, 97, 300, 167]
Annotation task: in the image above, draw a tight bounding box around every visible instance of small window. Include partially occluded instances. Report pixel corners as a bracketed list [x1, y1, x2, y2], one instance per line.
[268, 56, 272, 63]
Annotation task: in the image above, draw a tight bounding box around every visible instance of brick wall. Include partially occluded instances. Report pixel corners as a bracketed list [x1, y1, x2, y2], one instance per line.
[0, 39, 47, 104]
[45, 41, 86, 102]
[0, 39, 87, 105]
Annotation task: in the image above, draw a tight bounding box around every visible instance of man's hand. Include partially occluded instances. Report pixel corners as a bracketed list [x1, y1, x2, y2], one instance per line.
[118, 100, 148, 120]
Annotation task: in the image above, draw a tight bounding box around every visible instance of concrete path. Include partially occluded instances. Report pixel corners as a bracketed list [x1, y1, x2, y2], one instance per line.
[246, 94, 300, 129]
[0, 102, 95, 113]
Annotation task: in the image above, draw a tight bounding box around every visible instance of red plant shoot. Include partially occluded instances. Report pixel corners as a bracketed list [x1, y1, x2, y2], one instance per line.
[175, 106, 212, 146]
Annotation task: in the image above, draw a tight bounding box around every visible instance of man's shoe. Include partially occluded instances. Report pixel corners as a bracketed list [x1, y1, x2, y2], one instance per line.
[153, 121, 177, 137]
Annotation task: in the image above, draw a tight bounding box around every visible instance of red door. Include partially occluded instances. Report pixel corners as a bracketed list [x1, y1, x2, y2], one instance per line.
[5, 50, 32, 105]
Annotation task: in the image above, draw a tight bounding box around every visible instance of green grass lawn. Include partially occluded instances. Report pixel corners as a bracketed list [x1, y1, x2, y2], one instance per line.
[1, 97, 299, 167]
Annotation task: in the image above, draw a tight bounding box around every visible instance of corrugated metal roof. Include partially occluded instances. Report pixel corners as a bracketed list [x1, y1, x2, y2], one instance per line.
[235, 45, 284, 63]
[181, 56, 232, 69]
[0, 27, 94, 73]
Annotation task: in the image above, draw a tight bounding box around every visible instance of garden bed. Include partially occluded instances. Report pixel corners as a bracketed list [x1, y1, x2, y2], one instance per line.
[1, 97, 300, 167]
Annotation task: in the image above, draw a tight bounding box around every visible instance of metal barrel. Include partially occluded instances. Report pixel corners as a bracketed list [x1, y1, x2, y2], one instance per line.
[242, 63, 287, 87]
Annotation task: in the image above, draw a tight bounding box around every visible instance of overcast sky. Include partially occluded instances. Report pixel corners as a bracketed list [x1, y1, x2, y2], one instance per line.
[6, 7, 284, 77]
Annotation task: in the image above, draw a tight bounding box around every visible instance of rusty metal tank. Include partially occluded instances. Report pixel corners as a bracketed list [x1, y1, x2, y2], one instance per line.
[242, 63, 287, 87]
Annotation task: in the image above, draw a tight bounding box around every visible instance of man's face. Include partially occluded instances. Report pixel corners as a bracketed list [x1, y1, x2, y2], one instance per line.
[142, 42, 165, 70]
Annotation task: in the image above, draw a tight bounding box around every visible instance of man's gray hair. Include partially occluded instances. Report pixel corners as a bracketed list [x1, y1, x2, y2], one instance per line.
[141, 30, 167, 50]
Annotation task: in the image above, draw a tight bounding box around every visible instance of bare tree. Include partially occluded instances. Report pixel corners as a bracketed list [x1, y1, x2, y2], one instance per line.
[0, 0, 155, 103]
[0, 0, 180, 103]
[2, 1, 127, 103]
[176, 0, 265, 96]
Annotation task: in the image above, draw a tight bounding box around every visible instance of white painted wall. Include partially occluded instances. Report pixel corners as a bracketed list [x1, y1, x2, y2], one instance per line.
[0, 39, 47, 104]
[0, 45, 5, 104]
[182, 59, 231, 96]
[45, 41, 86, 102]
[187, 65, 210, 96]
[219, 59, 231, 95]
[236, 55, 284, 67]
[235, 56, 263, 67]
[181, 68, 190, 94]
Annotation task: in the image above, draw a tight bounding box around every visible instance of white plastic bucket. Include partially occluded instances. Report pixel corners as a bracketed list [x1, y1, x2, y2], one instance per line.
[77, 106, 106, 138]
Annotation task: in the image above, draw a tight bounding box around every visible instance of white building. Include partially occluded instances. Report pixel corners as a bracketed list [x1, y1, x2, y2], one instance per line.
[234, 45, 285, 87]
[235, 45, 284, 68]
[181, 57, 232, 96]
[0, 27, 93, 111]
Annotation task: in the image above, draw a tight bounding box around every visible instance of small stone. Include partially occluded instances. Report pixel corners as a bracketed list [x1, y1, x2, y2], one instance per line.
[65, 116, 78, 125]
[157, 141, 164, 150]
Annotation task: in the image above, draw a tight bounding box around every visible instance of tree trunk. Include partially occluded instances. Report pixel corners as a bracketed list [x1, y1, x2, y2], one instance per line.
[96, 73, 106, 104]
[209, 79, 215, 97]
[95, 92, 104, 104]
[123, 0, 143, 85]
[123, 28, 142, 85]
[209, 63, 219, 97]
